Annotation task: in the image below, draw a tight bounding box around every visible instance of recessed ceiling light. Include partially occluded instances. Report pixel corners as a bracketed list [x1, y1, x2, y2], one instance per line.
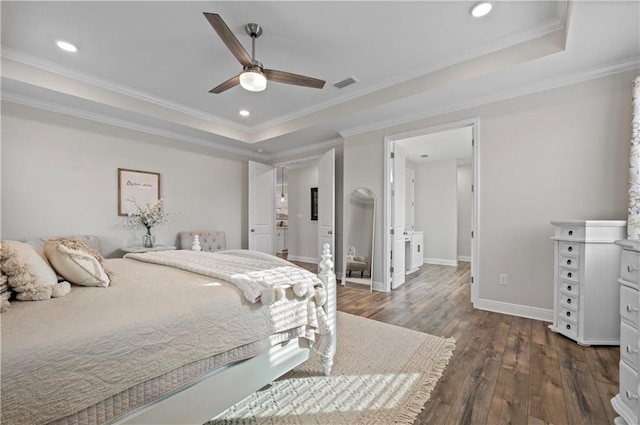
[470, 2, 492, 18]
[238, 109, 250, 117]
[56, 40, 77, 52]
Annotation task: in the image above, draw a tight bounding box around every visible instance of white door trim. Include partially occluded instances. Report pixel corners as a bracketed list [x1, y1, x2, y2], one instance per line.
[383, 117, 480, 303]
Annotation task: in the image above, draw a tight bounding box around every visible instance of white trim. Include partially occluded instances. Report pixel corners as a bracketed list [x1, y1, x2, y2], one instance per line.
[286, 255, 318, 264]
[457, 256, 471, 262]
[265, 138, 343, 161]
[424, 258, 458, 267]
[471, 118, 480, 305]
[1, 92, 266, 160]
[1, 47, 249, 133]
[339, 59, 639, 139]
[382, 138, 393, 292]
[372, 280, 385, 292]
[474, 298, 554, 322]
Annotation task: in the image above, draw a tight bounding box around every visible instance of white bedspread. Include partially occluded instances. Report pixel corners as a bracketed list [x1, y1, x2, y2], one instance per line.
[1, 255, 323, 425]
[124, 249, 324, 305]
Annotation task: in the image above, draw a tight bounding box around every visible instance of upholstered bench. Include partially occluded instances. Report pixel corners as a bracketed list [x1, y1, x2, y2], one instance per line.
[177, 231, 226, 252]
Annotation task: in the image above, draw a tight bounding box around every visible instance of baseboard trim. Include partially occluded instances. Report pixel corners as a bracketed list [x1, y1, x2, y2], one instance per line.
[424, 258, 458, 267]
[474, 298, 553, 322]
[372, 280, 386, 292]
[457, 256, 471, 262]
[287, 255, 318, 264]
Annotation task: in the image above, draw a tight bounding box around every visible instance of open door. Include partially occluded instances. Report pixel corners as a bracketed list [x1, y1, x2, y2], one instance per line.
[318, 149, 335, 267]
[248, 161, 275, 254]
[391, 144, 406, 289]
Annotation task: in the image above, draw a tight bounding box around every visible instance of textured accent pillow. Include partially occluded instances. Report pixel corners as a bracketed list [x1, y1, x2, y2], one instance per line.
[0, 274, 11, 312]
[3, 241, 58, 286]
[44, 238, 111, 287]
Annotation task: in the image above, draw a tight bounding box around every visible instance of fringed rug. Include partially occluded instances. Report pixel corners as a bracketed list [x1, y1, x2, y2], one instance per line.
[208, 312, 455, 425]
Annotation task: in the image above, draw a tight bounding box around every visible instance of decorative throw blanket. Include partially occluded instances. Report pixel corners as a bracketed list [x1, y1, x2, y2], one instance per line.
[125, 249, 326, 305]
[125, 249, 332, 351]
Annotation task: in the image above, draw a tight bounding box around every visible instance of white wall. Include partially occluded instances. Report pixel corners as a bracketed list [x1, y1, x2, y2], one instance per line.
[457, 164, 472, 260]
[286, 165, 318, 262]
[414, 159, 458, 265]
[343, 69, 636, 317]
[1, 103, 246, 257]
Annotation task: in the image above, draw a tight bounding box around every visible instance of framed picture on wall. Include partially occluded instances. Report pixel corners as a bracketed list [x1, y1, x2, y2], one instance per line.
[118, 168, 160, 216]
[311, 187, 318, 221]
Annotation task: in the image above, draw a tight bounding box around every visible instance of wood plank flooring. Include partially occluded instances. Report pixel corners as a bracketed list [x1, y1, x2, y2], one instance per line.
[328, 261, 620, 425]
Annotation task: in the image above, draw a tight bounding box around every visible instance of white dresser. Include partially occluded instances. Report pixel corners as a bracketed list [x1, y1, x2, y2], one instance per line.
[549, 220, 626, 345]
[612, 239, 640, 425]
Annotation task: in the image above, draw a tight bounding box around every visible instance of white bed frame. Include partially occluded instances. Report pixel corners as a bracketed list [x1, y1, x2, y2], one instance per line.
[114, 244, 337, 425]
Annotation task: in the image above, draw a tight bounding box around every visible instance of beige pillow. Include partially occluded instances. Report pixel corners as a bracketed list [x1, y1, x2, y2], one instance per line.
[44, 239, 110, 287]
[3, 241, 58, 286]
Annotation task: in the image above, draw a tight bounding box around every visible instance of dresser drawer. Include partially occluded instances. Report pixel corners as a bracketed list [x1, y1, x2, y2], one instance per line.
[559, 306, 578, 323]
[560, 293, 579, 310]
[559, 280, 579, 296]
[559, 254, 579, 270]
[621, 321, 640, 372]
[558, 268, 579, 283]
[619, 360, 640, 418]
[559, 241, 581, 256]
[557, 318, 578, 339]
[555, 226, 585, 240]
[622, 249, 640, 285]
[621, 285, 640, 327]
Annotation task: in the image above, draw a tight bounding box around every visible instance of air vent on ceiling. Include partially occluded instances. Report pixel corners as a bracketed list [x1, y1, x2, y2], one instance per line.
[333, 76, 359, 89]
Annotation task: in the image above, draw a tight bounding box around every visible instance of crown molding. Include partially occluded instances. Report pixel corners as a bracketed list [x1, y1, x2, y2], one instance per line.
[264, 137, 343, 161]
[339, 57, 639, 139]
[1, 48, 252, 133]
[251, 5, 568, 134]
[1, 91, 267, 161]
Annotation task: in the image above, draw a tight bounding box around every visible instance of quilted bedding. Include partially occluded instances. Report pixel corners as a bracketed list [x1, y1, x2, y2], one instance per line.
[1, 252, 323, 425]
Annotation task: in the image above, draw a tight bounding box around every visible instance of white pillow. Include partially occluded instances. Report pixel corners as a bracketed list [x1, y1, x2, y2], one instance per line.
[3, 241, 58, 286]
[44, 240, 110, 287]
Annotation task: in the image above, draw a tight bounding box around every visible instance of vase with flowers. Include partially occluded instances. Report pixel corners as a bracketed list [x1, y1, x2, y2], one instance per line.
[123, 198, 175, 248]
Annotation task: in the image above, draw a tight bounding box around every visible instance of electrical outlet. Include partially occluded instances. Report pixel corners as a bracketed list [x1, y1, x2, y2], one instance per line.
[499, 274, 508, 285]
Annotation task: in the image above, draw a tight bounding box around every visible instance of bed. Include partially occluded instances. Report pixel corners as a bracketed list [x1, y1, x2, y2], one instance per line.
[1, 234, 336, 425]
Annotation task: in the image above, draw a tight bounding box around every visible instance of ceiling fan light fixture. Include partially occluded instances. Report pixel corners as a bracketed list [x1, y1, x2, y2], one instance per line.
[239, 69, 267, 92]
[470, 2, 492, 17]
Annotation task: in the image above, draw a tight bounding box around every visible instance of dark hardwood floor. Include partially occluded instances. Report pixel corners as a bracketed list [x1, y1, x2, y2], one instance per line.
[300, 260, 619, 425]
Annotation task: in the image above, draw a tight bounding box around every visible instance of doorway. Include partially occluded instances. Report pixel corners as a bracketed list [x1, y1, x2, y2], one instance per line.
[383, 118, 479, 304]
[248, 148, 335, 266]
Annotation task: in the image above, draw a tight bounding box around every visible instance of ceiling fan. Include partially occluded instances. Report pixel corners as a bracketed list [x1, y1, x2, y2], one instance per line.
[203, 13, 326, 94]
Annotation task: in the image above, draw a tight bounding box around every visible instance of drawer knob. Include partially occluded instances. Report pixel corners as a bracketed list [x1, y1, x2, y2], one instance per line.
[568, 246, 573, 252]
[626, 305, 639, 313]
[567, 299, 572, 304]
[566, 311, 571, 317]
[626, 390, 639, 400]
[568, 230, 573, 236]
[628, 264, 639, 273]
[567, 272, 572, 278]
[566, 259, 572, 265]
[626, 345, 639, 354]
[566, 324, 571, 330]
[567, 285, 572, 291]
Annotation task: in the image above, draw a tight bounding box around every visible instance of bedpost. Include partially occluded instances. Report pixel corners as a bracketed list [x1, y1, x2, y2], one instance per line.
[318, 243, 336, 376]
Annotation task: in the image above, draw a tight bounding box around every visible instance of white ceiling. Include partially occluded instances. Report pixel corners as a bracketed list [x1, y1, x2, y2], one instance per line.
[399, 126, 473, 165]
[1, 1, 639, 160]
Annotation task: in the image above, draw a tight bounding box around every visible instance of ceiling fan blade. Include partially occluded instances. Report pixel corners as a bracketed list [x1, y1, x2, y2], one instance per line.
[264, 69, 325, 89]
[209, 75, 241, 94]
[203, 12, 252, 67]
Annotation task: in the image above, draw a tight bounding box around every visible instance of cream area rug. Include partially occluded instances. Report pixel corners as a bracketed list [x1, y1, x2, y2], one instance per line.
[208, 312, 455, 425]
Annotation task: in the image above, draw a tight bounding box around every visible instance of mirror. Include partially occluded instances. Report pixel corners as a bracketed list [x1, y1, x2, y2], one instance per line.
[344, 187, 375, 291]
